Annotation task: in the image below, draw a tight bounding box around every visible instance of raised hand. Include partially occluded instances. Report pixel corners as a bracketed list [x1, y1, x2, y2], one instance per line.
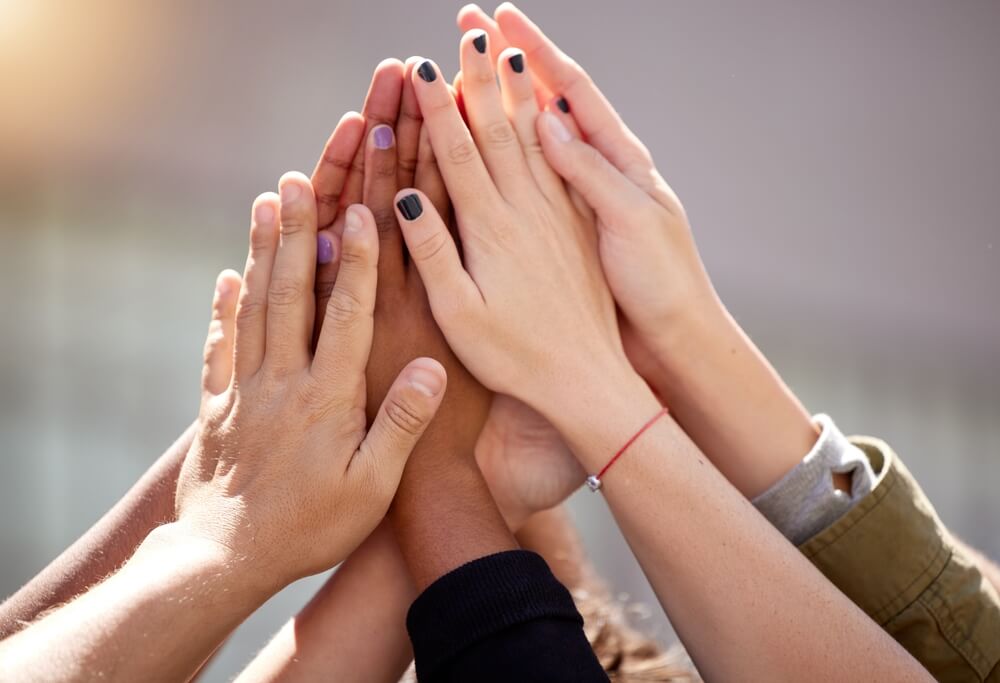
[176, 177, 447, 588]
[393, 36, 640, 443]
[457, 2, 821, 497]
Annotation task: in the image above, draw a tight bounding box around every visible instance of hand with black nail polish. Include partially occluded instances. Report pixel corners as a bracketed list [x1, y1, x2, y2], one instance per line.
[393, 34, 629, 453]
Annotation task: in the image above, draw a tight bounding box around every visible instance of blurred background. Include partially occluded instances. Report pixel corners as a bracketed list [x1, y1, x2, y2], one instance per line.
[1, 0, 997, 679]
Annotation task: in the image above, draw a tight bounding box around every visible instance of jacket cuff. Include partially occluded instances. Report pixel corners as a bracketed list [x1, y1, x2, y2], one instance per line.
[407, 550, 582, 681]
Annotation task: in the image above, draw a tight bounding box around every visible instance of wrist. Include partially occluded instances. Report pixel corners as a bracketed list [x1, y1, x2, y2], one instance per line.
[542, 362, 663, 474]
[142, 522, 282, 601]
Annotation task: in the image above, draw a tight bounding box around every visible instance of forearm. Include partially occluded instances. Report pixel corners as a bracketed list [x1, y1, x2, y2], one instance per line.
[0, 421, 195, 638]
[649, 301, 828, 499]
[391, 455, 517, 591]
[515, 506, 595, 591]
[547, 372, 932, 682]
[236, 522, 415, 683]
[0, 522, 269, 683]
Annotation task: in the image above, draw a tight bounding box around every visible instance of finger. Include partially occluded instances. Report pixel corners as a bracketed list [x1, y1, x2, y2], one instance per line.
[201, 269, 242, 399]
[451, 71, 468, 124]
[363, 124, 405, 288]
[311, 205, 378, 386]
[458, 3, 551, 107]
[350, 357, 446, 496]
[263, 172, 318, 376]
[410, 58, 501, 230]
[459, 30, 533, 199]
[339, 59, 406, 216]
[536, 110, 650, 231]
[311, 111, 366, 231]
[496, 47, 564, 204]
[234, 193, 280, 380]
[414, 123, 450, 223]
[543, 97, 594, 222]
[394, 189, 479, 319]
[494, 2, 662, 195]
[396, 58, 422, 190]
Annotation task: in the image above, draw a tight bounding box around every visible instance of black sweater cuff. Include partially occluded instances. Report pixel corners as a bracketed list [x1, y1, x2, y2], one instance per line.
[406, 550, 585, 681]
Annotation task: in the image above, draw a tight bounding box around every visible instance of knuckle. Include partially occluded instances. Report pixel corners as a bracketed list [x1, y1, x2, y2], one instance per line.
[484, 121, 516, 148]
[397, 155, 418, 177]
[340, 235, 374, 266]
[371, 207, 398, 237]
[384, 395, 427, 437]
[326, 288, 365, 326]
[446, 139, 478, 166]
[371, 156, 396, 179]
[410, 228, 449, 263]
[267, 277, 306, 308]
[235, 297, 265, 325]
[279, 214, 310, 237]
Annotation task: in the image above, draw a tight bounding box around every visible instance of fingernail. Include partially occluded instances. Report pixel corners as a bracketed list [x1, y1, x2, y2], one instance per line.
[408, 367, 444, 397]
[215, 276, 231, 298]
[508, 53, 524, 73]
[373, 125, 394, 150]
[317, 233, 335, 264]
[396, 194, 423, 221]
[280, 180, 301, 202]
[255, 201, 275, 225]
[344, 206, 363, 234]
[556, 97, 570, 113]
[417, 61, 437, 82]
[473, 33, 487, 54]
[544, 111, 572, 143]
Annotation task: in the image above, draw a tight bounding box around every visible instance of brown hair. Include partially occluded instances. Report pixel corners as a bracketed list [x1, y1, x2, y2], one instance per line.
[573, 585, 700, 682]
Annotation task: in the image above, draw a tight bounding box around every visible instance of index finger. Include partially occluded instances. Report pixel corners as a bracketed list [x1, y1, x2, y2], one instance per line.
[410, 58, 501, 226]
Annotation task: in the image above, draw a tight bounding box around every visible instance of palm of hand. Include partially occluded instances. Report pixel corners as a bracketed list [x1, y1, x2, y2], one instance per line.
[476, 394, 585, 521]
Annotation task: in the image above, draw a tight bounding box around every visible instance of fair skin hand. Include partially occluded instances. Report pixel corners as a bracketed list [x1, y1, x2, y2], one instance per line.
[0, 180, 447, 683]
[457, 2, 835, 500]
[386, 24, 932, 682]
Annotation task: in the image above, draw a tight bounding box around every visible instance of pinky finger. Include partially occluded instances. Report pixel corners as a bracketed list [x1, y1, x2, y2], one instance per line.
[201, 269, 242, 400]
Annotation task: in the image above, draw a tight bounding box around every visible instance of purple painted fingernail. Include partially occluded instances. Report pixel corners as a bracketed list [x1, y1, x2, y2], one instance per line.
[373, 125, 394, 150]
[317, 233, 335, 264]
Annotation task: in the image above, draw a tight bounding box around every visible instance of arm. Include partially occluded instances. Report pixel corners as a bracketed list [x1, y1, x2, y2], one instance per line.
[0, 422, 193, 639]
[0, 181, 445, 681]
[391, 32, 932, 681]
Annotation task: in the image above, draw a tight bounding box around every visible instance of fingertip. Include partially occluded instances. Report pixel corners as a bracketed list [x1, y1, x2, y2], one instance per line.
[215, 269, 243, 299]
[403, 357, 447, 398]
[278, 171, 313, 203]
[538, 109, 572, 144]
[253, 192, 279, 225]
[375, 57, 406, 76]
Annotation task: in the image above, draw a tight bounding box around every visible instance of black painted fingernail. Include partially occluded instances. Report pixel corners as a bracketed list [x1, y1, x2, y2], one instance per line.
[417, 61, 437, 82]
[397, 194, 423, 221]
[473, 33, 487, 54]
[556, 97, 570, 113]
[509, 53, 524, 73]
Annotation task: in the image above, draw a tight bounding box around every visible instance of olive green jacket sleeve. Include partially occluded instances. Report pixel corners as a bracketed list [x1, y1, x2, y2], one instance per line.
[798, 436, 1000, 682]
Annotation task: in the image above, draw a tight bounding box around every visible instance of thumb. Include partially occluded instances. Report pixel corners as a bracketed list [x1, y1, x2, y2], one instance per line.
[201, 269, 242, 400]
[536, 110, 650, 226]
[351, 357, 448, 494]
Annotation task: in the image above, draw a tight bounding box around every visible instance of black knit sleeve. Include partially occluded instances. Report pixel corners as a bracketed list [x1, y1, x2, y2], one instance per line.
[406, 550, 608, 682]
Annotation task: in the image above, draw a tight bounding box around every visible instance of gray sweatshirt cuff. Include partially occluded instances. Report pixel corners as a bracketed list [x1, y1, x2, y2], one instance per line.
[752, 414, 876, 545]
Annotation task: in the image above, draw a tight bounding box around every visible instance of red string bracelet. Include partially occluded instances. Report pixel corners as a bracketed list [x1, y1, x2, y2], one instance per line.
[586, 407, 669, 492]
